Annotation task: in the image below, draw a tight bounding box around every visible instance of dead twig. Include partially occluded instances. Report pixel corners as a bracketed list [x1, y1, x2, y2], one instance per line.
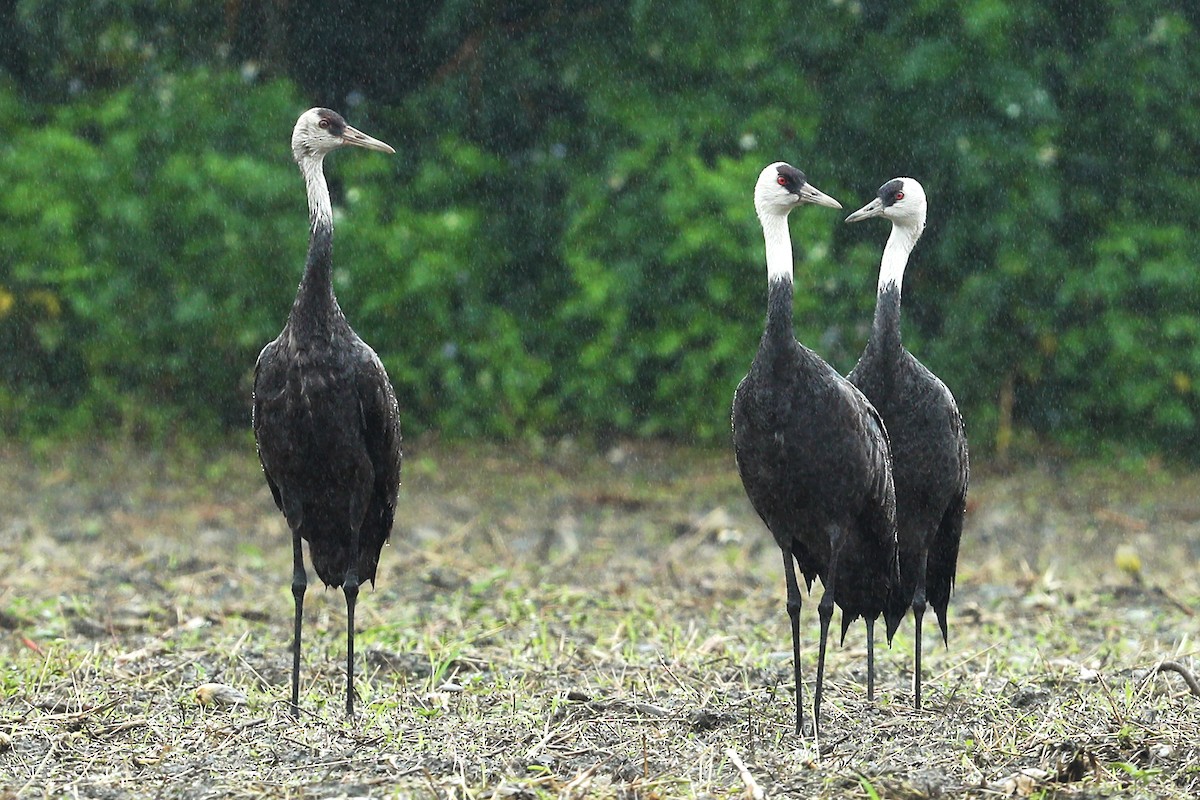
[1155, 660, 1200, 697]
[96, 717, 149, 736]
[523, 723, 557, 761]
[29, 698, 120, 721]
[19, 735, 61, 796]
[931, 642, 1002, 683]
[215, 717, 268, 736]
[1154, 586, 1197, 618]
[725, 747, 765, 800]
[562, 762, 602, 799]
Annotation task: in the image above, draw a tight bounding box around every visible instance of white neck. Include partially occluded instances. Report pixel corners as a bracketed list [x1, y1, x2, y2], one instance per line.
[299, 153, 332, 231]
[878, 221, 922, 296]
[760, 212, 793, 284]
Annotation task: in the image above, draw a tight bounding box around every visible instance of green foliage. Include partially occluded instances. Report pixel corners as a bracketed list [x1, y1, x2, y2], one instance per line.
[0, 71, 300, 436]
[1, 1, 1199, 454]
[341, 137, 559, 437]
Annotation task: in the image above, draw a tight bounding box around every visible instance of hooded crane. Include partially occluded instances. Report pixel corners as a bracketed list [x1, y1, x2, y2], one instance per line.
[732, 162, 901, 736]
[845, 178, 969, 710]
[254, 108, 402, 718]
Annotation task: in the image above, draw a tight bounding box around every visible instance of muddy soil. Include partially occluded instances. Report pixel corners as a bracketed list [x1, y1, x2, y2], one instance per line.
[0, 441, 1197, 798]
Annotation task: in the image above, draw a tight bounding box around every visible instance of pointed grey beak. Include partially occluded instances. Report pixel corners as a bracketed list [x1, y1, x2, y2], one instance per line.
[341, 124, 396, 154]
[798, 182, 842, 209]
[845, 197, 885, 223]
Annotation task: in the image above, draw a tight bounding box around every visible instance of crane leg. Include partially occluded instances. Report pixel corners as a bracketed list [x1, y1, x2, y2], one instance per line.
[343, 574, 359, 717]
[290, 529, 307, 718]
[865, 616, 875, 702]
[781, 548, 805, 736]
[913, 585, 927, 711]
[815, 586, 833, 737]
[911, 552, 930, 710]
[815, 527, 845, 736]
[343, 523, 362, 718]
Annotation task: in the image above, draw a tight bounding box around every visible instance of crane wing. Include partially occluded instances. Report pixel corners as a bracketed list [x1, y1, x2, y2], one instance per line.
[354, 344, 402, 532]
[845, 379, 897, 531]
[252, 338, 288, 518]
[927, 399, 969, 641]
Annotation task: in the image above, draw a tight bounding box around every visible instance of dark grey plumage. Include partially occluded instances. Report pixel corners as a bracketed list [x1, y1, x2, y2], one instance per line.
[732, 162, 901, 736]
[846, 177, 969, 710]
[253, 108, 401, 718]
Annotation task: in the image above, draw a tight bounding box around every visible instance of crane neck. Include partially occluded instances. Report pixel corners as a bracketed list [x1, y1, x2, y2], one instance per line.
[877, 220, 922, 299]
[293, 153, 339, 323]
[860, 221, 921, 374]
[760, 211, 795, 342]
[301, 151, 333, 225]
[862, 282, 903, 371]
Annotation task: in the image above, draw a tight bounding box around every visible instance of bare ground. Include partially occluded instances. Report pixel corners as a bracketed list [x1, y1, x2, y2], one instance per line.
[0, 440, 1197, 799]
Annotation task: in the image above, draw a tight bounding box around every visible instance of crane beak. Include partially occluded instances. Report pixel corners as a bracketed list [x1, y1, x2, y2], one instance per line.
[797, 183, 842, 209]
[341, 125, 396, 155]
[845, 197, 884, 223]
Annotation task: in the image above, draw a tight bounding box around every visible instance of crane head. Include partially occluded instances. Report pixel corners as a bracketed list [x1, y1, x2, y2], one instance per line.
[845, 177, 927, 231]
[754, 162, 842, 220]
[291, 108, 395, 163]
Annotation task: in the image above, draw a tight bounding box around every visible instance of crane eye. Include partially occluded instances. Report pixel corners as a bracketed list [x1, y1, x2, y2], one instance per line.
[776, 175, 788, 187]
[895, 191, 905, 200]
[318, 118, 330, 129]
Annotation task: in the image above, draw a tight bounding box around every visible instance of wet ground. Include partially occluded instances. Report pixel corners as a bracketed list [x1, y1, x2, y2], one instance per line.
[0, 440, 1197, 798]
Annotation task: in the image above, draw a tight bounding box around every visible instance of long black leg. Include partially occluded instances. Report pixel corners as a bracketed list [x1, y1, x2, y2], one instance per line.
[781, 547, 805, 736]
[815, 588, 833, 736]
[865, 616, 876, 702]
[912, 582, 927, 711]
[290, 529, 307, 718]
[343, 525, 362, 718]
[912, 552, 930, 710]
[815, 527, 845, 736]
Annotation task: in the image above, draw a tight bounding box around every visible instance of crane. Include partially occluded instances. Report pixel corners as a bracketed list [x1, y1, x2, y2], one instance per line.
[846, 177, 969, 710]
[253, 108, 402, 717]
[733, 162, 901, 735]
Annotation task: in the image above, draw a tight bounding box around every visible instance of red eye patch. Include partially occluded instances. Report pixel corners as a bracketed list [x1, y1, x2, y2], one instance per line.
[777, 175, 788, 186]
[895, 191, 905, 200]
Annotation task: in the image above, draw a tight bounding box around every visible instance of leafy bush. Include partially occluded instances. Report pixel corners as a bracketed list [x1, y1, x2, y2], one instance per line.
[1, 2, 1199, 457]
[0, 71, 301, 436]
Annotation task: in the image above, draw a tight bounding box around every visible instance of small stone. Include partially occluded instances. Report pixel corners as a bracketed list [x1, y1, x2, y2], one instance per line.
[1151, 743, 1177, 759]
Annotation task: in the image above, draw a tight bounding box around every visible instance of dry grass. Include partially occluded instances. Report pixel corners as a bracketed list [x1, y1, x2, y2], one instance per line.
[0, 440, 1197, 799]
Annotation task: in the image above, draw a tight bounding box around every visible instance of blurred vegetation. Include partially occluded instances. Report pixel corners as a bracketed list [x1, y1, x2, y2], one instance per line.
[0, 1, 1198, 454]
